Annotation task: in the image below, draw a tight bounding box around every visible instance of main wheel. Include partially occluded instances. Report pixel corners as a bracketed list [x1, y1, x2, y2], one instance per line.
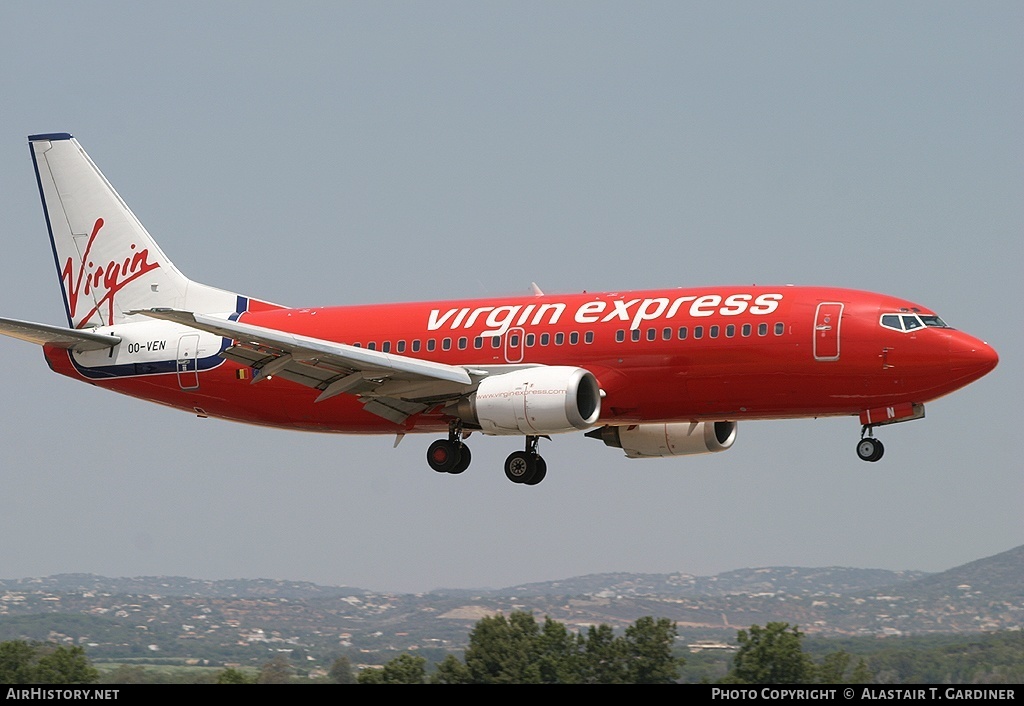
[856, 438, 884, 462]
[427, 439, 461, 473]
[450, 444, 471, 474]
[523, 456, 547, 485]
[504, 451, 536, 484]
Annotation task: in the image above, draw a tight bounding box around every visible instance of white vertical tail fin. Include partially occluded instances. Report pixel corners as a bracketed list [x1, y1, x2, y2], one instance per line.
[29, 133, 245, 328]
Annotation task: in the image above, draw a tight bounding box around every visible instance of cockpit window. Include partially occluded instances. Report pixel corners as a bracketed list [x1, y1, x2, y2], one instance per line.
[902, 315, 923, 331]
[880, 312, 952, 332]
[881, 314, 901, 330]
[919, 315, 950, 328]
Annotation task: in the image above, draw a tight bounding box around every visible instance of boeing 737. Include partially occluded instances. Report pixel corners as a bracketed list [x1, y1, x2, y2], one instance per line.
[0, 133, 998, 485]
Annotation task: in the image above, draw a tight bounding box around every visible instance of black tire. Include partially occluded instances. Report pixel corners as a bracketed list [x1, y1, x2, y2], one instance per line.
[523, 456, 547, 485]
[504, 451, 536, 484]
[856, 438, 884, 462]
[449, 444, 471, 474]
[427, 439, 460, 473]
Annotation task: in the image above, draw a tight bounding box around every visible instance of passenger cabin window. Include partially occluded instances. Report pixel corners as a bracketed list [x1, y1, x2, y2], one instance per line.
[585, 331, 594, 344]
[616, 330, 625, 343]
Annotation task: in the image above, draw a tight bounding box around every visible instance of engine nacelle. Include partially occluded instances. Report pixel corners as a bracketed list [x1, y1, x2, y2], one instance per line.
[586, 421, 737, 458]
[453, 366, 601, 435]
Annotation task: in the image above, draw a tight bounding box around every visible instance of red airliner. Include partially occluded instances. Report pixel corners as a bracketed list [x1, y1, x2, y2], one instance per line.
[0, 134, 998, 485]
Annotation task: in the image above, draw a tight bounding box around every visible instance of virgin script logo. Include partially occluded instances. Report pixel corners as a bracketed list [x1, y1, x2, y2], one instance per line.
[61, 218, 160, 328]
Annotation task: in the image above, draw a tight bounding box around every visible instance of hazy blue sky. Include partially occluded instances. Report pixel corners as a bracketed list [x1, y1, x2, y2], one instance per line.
[0, 2, 1019, 593]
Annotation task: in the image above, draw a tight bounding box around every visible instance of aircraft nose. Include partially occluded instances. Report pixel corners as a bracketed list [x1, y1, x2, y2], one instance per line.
[949, 334, 998, 380]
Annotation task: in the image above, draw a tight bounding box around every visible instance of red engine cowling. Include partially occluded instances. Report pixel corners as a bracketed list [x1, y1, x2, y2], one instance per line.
[586, 421, 737, 458]
[453, 366, 601, 435]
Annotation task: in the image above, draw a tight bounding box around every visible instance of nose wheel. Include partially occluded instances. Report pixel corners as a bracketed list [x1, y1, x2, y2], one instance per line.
[856, 435, 885, 462]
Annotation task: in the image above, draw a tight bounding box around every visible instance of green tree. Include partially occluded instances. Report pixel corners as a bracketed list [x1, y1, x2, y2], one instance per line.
[431, 654, 472, 684]
[215, 667, 253, 684]
[622, 616, 681, 683]
[328, 655, 355, 684]
[0, 642, 98, 685]
[358, 653, 427, 684]
[0, 641, 38, 684]
[818, 650, 852, 684]
[256, 654, 293, 684]
[724, 623, 816, 684]
[536, 617, 584, 684]
[441, 612, 681, 684]
[581, 624, 628, 684]
[463, 611, 543, 683]
[850, 658, 872, 684]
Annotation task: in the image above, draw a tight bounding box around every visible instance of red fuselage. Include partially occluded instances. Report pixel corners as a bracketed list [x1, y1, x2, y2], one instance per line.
[41, 285, 998, 435]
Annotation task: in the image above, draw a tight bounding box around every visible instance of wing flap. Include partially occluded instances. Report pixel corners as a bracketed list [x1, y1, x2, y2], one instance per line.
[133, 308, 477, 423]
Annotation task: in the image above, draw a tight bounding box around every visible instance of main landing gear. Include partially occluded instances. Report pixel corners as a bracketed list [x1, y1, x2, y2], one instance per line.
[425, 424, 548, 485]
[856, 427, 885, 462]
[503, 435, 547, 486]
[426, 420, 471, 475]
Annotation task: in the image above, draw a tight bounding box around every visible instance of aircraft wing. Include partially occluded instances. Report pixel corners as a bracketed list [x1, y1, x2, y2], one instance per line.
[0, 316, 121, 352]
[135, 309, 485, 424]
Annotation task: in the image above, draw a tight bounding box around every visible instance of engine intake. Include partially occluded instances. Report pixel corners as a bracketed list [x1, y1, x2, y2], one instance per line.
[453, 366, 601, 435]
[586, 421, 737, 458]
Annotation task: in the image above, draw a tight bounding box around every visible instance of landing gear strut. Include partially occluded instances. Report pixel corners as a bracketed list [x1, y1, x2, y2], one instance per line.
[856, 427, 885, 462]
[504, 435, 547, 485]
[427, 420, 472, 474]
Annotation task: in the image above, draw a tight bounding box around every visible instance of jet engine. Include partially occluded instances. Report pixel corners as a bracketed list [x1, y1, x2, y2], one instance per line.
[452, 366, 601, 435]
[585, 421, 737, 458]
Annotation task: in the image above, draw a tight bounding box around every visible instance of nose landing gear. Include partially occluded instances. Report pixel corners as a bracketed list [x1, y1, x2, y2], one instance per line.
[856, 427, 885, 462]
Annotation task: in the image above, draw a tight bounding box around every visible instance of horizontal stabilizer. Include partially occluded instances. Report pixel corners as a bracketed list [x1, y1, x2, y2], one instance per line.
[0, 317, 121, 351]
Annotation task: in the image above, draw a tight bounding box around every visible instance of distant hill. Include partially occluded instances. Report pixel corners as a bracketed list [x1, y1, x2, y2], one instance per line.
[0, 544, 1019, 664]
[884, 544, 1024, 603]
[0, 574, 368, 600]
[444, 566, 929, 599]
